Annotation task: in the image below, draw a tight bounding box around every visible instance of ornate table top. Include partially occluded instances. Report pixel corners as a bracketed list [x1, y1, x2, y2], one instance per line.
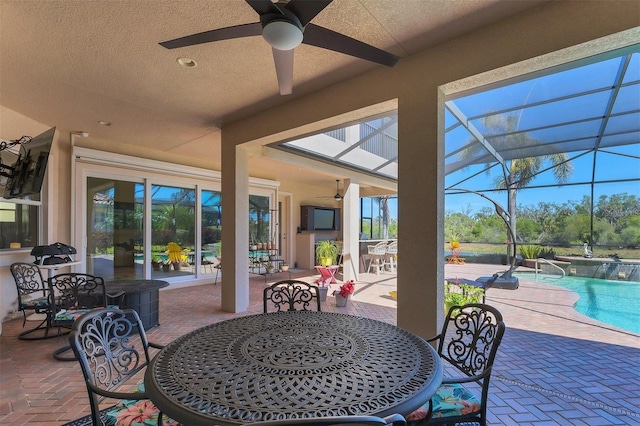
[144, 311, 442, 425]
[107, 279, 169, 294]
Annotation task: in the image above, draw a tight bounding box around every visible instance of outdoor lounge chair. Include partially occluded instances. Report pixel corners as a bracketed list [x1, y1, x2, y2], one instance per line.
[407, 303, 505, 425]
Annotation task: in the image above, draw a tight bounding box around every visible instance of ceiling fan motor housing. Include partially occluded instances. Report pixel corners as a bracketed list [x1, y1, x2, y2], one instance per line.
[261, 11, 304, 51]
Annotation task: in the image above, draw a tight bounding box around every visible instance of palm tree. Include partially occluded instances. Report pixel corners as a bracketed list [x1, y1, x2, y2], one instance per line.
[374, 196, 391, 240]
[462, 114, 573, 242]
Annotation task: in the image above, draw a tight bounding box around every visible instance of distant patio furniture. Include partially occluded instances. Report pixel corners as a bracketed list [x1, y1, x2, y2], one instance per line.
[408, 303, 505, 425]
[315, 265, 339, 285]
[69, 308, 176, 426]
[10, 262, 56, 340]
[384, 241, 398, 272]
[367, 241, 388, 274]
[263, 280, 321, 312]
[190, 252, 221, 282]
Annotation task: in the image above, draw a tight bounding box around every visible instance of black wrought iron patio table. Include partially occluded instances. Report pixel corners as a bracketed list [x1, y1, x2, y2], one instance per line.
[144, 311, 443, 425]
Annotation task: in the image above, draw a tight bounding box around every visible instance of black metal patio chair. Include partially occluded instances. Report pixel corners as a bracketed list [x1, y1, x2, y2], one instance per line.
[9, 262, 56, 340]
[407, 303, 505, 425]
[263, 279, 321, 312]
[69, 308, 177, 426]
[49, 273, 122, 360]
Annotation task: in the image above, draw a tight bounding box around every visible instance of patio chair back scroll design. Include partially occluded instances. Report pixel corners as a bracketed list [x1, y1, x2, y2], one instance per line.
[9, 262, 55, 340]
[408, 303, 505, 425]
[263, 280, 322, 313]
[49, 273, 119, 360]
[69, 308, 176, 426]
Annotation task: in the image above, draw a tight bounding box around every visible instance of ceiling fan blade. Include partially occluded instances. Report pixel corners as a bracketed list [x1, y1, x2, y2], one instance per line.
[285, 0, 333, 26]
[302, 24, 399, 67]
[245, 0, 281, 16]
[160, 22, 263, 49]
[273, 48, 294, 95]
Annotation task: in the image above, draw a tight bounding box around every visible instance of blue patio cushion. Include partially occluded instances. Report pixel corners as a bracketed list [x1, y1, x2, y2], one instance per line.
[407, 383, 481, 422]
[105, 383, 179, 426]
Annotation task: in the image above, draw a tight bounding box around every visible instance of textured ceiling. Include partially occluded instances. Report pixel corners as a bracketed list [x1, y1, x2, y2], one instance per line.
[0, 0, 547, 186]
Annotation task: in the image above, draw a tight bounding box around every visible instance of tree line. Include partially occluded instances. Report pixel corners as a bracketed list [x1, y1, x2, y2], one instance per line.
[445, 193, 640, 248]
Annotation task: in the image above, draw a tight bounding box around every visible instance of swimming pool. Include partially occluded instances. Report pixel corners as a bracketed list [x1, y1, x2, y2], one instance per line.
[515, 273, 640, 335]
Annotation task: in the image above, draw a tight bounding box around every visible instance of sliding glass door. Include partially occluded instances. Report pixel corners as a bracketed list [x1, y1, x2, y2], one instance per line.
[150, 185, 195, 279]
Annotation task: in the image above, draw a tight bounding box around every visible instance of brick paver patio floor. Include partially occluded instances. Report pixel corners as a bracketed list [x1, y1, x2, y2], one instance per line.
[1, 264, 638, 425]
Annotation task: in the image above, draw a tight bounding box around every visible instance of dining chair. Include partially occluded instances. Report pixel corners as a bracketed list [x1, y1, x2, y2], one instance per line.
[384, 241, 398, 273]
[49, 273, 123, 361]
[407, 303, 505, 425]
[263, 279, 322, 312]
[246, 413, 407, 425]
[9, 262, 56, 340]
[204, 255, 222, 284]
[68, 308, 177, 426]
[367, 241, 388, 274]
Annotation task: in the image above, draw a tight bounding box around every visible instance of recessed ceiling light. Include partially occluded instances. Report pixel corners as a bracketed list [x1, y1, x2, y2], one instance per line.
[98, 121, 111, 126]
[177, 57, 197, 68]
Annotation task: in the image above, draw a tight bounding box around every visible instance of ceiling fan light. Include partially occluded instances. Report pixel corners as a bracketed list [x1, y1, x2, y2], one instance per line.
[262, 20, 303, 51]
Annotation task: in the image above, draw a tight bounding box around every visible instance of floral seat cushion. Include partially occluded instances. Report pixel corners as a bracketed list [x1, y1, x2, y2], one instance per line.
[20, 296, 50, 309]
[105, 384, 179, 426]
[54, 305, 119, 322]
[407, 383, 481, 422]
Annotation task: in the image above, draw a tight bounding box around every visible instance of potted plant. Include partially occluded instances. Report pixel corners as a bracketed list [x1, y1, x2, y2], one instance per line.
[332, 280, 355, 307]
[316, 281, 329, 301]
[151, 255, 162, 271]
[316, 240, 339, 267]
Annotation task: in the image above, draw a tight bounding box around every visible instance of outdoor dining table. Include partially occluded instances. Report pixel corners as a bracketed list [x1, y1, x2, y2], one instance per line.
[144, 310, 443, 425]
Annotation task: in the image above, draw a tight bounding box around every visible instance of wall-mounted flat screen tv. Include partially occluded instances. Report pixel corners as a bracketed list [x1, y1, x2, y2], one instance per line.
[300, 205, 341, 231]
[3, 127, 56, 199]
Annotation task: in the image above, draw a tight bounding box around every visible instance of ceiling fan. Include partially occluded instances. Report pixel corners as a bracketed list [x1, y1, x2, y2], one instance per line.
[159, 0, 399, 95]
[317, 179, 343, 201]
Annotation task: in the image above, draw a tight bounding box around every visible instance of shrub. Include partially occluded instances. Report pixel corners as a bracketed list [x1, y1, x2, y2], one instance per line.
[444, 281, 484, 316]
[539, 246, 556, 259]
[519, 244, 542, 259]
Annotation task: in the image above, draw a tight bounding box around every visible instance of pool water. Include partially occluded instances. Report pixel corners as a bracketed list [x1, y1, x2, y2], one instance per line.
[516, 274, 640, 335]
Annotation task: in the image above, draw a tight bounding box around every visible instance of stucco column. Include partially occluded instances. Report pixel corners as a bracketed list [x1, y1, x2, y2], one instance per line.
[397, 93, 445, 338]
[342, 179, 359, 282]
[221, 144, 250, 312]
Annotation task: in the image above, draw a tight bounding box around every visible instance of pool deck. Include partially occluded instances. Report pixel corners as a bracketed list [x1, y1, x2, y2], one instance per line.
[1, 263, 639, 425]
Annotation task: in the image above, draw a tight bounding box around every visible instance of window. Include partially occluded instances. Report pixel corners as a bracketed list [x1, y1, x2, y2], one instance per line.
[0, 200, 38, 249]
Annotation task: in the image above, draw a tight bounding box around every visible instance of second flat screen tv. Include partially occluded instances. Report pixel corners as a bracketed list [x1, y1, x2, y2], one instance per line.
[300, 206, 341, 231]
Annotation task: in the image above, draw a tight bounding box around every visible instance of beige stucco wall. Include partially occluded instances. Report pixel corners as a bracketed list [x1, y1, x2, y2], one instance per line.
[1, 1, 638, 337]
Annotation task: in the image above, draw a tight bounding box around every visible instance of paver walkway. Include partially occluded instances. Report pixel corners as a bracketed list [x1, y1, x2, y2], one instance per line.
[1, 264, 638, 425]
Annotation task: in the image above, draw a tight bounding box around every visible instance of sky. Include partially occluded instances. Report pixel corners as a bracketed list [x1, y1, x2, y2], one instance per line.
[443, 50, 639, 215]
